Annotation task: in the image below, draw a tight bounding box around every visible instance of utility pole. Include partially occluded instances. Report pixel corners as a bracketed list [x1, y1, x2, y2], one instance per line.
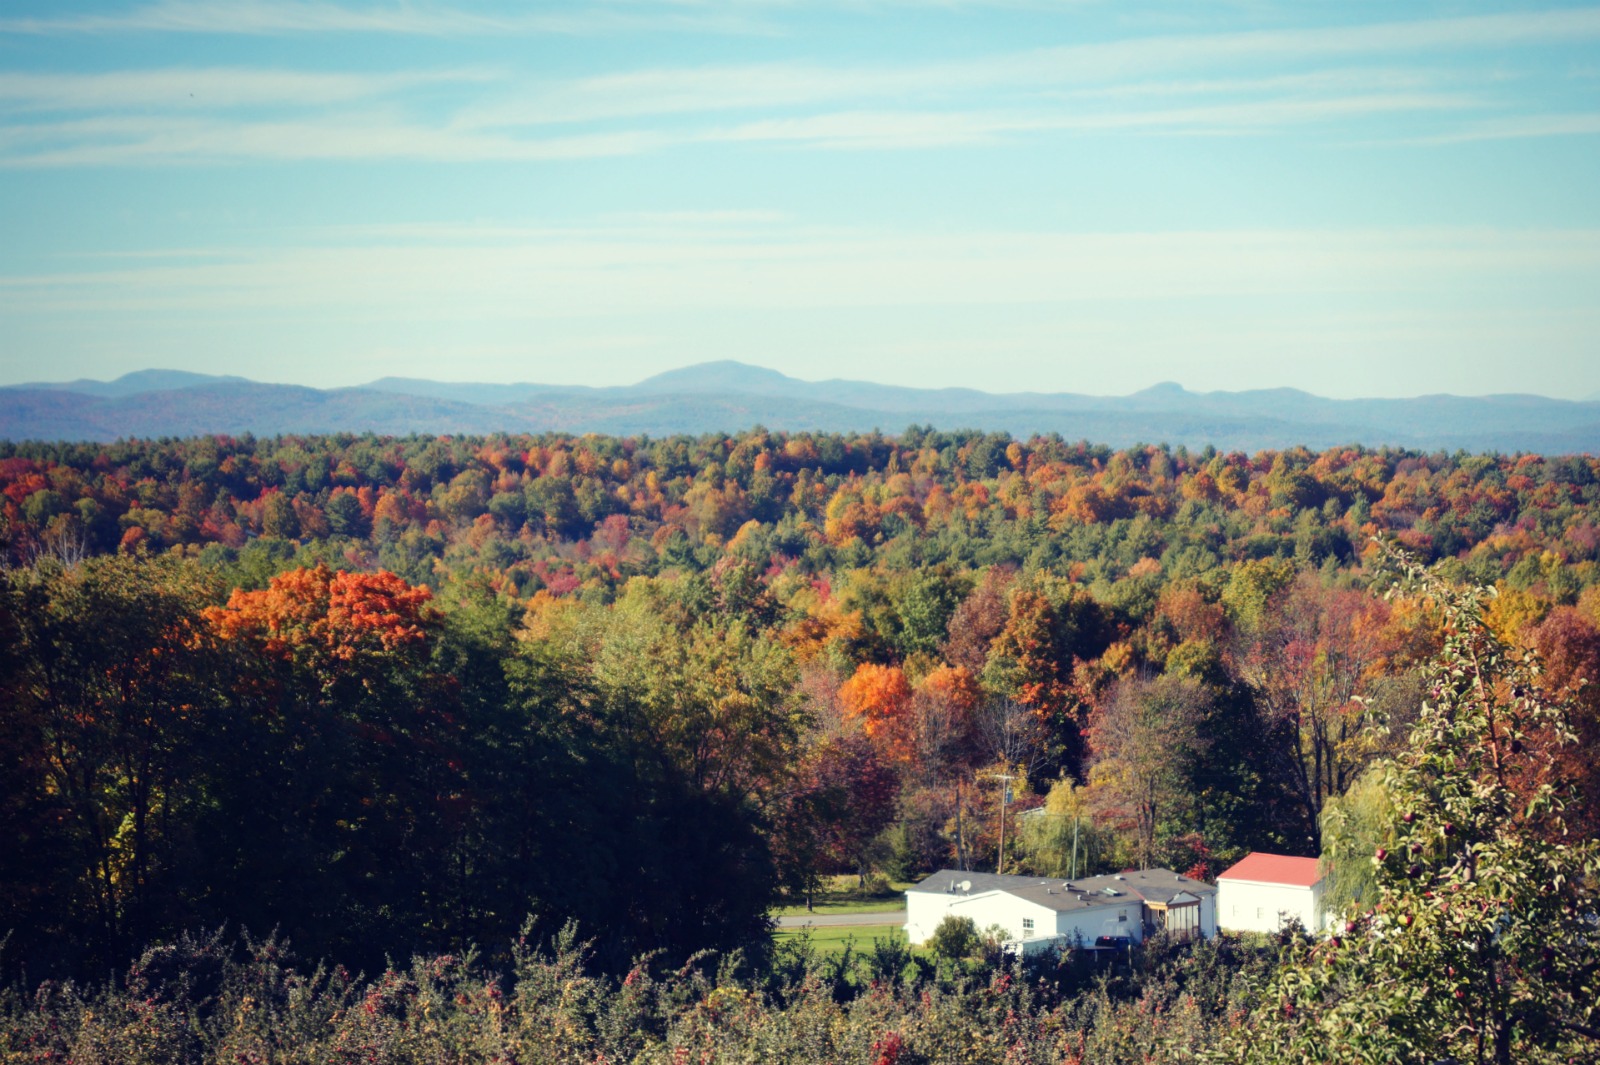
[954, 778, 968, 872]
[1071, 813, 1080, 881]
[990, 773, 1014, 875]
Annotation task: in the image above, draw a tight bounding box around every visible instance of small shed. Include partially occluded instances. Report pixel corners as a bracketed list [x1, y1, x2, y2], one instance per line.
[1215, 852, 1326, 933]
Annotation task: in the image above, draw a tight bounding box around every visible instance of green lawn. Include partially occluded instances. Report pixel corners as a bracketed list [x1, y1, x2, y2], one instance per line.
[772, 923, 908, 954]
[770, 875, 913, 918]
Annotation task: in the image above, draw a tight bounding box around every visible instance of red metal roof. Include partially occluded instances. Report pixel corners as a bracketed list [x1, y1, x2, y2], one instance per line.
[1216, 852, 1322, 888]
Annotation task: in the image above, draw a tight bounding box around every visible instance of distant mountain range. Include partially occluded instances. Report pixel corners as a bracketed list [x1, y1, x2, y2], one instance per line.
[3, 361, 1598, 453]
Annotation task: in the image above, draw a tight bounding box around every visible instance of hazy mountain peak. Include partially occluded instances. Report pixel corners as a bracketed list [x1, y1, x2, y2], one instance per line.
[635, 361, 797, 394]
[21, 369, 247, 399]
[1132, 381, 1189, 399]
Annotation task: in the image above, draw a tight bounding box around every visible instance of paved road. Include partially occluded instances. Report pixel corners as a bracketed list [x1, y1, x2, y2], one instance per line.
[777, 910, 906, 929]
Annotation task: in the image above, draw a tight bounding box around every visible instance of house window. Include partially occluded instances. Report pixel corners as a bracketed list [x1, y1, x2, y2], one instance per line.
[1022, 918, 1034, 937]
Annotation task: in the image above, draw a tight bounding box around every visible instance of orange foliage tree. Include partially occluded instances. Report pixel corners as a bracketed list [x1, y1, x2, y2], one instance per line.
[840, 662, 914, 759]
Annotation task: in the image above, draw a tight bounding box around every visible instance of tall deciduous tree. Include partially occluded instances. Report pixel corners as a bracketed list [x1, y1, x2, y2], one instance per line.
[1230, 549, 1600, 1065]
[0, 554, 224, 971]
[942, 566, 1013, 673]
[1086, 674, 1211, 870]
[982, 576, 1112, 775]
[1526, 605, 1600, 836]
[1233, 571, 1403, 848]
[1018, 778, 1117, 879]
[839, 661, 915, 760]
[774, 733, 899, 899]
[201, 564, 462, 965]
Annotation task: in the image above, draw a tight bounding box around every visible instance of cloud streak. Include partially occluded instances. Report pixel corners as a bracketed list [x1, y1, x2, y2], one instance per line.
[9, 1, 1600, 49]
[459, 10, 1600, 130]
[1422, 112, 1600, 143]
[0, 87, 1483, 166]
[0, 68, 493, 112]
[7, 224, 1598, 315]
[1, 9, 1596, 165]
[0, 0, 764, 37]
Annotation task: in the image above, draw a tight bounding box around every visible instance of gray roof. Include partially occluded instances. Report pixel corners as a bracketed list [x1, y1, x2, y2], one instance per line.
[908, 868, 1215, 914]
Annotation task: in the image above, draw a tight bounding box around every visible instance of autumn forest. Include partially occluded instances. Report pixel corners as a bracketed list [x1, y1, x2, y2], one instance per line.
[3, 428, 1600, 1062]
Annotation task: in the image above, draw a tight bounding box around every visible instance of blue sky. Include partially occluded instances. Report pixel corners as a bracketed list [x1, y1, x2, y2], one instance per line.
[1, 2, 1598, 399]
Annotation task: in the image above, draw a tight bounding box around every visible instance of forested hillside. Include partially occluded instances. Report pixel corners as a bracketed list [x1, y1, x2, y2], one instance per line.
[3, 429, 1600, 1061]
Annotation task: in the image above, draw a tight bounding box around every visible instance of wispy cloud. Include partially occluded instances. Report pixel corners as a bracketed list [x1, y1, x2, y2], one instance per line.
[1422, 112, 1600, 143]
[0, 88, 1481, 166]
[703, 93, 1474, 150]
[0, 114, 670, 167]
[459, 12, 1573, 131]
[0, 68, 493, 112]
[0, 0, 765, 37]
[7, 224, 1598, 316]
[10, 2, 1600, 45]
[2, 8, 1598, 166]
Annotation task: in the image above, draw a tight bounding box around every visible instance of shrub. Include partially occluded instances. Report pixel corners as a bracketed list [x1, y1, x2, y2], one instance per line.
[927, 915, 979, 961]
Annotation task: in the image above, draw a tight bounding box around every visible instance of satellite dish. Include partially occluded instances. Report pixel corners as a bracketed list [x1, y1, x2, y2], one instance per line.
[958, 880, 972, 893]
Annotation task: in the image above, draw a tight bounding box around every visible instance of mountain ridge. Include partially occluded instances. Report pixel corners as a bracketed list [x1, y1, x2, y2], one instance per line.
[3, 363, 1597, 453]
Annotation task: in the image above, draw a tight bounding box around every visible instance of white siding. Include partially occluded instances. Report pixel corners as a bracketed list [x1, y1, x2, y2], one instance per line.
[905, 889, 962, 944]
[907, 890, 1122, 949]
[948, 891, 1058, 944]
[1216, 879, 1323, 933]
[906, 890, 1054, 945]
[909, 885, 1222, 951]
[1053, 901, 1142, 946]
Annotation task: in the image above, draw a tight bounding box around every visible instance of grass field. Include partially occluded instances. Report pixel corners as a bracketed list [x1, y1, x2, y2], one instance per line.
[772, 923, 908, 954]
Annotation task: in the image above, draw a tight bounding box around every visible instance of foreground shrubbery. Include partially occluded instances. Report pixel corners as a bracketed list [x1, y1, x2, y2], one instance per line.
[0, 925, 1276, 1065]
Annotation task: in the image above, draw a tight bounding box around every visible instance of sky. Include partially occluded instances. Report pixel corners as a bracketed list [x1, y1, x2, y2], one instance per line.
[1, 1, 1598, 399]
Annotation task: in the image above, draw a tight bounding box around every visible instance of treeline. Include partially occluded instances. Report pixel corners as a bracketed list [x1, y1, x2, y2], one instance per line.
[0, 555, 781, 979]
[3, 430, 1600, 982]
[3, 429, 1598, 595]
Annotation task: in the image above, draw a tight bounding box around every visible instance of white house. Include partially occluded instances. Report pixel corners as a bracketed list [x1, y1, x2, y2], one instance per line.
[905, 868, 1217, 956]
[1215, 852, 1327, 933]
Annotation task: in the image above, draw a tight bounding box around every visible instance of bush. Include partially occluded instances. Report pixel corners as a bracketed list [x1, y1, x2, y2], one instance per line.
[927, 915, 979, 961]
[0, 920, 1278, 1064]
[865, 930, 913, 987]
